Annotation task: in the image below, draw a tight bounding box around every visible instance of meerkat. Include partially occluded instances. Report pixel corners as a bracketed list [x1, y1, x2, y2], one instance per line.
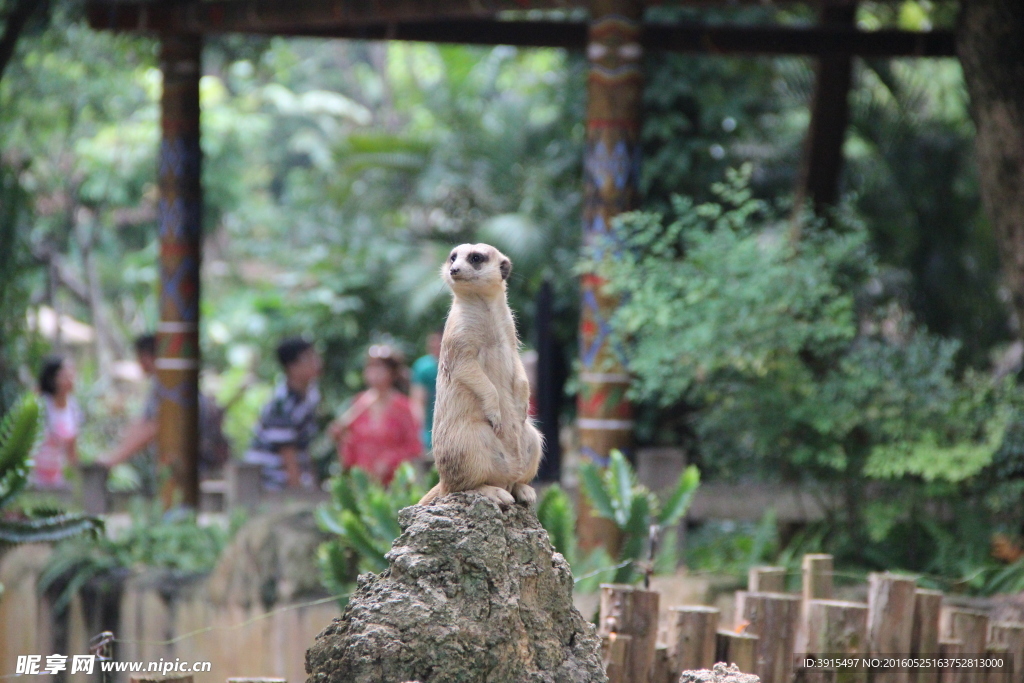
[418, 243, 544, 507]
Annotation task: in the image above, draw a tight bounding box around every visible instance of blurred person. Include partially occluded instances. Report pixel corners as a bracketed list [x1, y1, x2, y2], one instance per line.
[243, 337, 322, 490]
[103, 335, 233, 491]
[33, 355, 81, 489]
[329, 344, 422, 485]
[101, 335, 161, 493]
[410, 330, 442, 453]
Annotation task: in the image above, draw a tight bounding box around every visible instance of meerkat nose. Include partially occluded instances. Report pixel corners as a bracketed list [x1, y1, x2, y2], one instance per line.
[450, 267, 461, 275]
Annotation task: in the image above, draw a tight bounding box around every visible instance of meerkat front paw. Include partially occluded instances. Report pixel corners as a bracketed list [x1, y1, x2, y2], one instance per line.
[486, 409, 504, 435]
[474, 484, 515, 507]
[510, 483, 536, 506]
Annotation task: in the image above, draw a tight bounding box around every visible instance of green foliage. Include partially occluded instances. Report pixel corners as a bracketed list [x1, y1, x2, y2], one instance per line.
[536, 484, 614, 593]
[586, 168, 1017, 569]
[315, 464, 435, 601]
[0, 394, 103, 551]
[579, 450, 700, 583]
[39, 501, 244, 613]
[685, 512, 779, 578]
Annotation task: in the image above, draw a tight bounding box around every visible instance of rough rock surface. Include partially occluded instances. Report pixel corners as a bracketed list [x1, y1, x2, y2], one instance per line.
[305, 493, 607, 683]
[680, 663, 761, 683]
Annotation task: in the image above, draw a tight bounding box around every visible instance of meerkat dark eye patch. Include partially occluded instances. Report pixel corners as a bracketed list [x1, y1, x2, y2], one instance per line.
[468, 252, 488, 268]
[449, 252, 457, 262]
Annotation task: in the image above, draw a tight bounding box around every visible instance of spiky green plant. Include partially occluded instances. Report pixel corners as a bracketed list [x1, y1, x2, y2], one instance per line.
[579, 449, 700, 583]
[315, 463, 436, 603]
[537, 483, 614, 592]
[0, 394, 104, 546]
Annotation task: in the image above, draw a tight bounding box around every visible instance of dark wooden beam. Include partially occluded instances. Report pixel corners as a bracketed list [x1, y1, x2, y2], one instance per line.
[87, 4, 956, 57]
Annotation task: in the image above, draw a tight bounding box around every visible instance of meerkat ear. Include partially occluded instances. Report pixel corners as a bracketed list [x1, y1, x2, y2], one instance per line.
[500, 258, 511, 281]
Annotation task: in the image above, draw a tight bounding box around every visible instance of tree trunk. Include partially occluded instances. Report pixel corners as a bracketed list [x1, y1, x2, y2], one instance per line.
[958, 0, 1024, 334]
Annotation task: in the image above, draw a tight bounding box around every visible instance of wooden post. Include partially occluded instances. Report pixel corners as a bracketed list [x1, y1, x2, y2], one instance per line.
[939, 640, 965, 683]
[941, 609, 990, 683]
[792, 0, 856, 215]
[868, 573, 918, 683]
[985, 645, 1010, 683]
[740, 591, 802, 683]
[749, 566, 788, 593]
[576, 0, 643, 552]
[988, 622, 1024, 683]
[652, 645, 672, 683]
[599, 584, 659, 683]
[799, 554, 835, 654]
[603, 632, 632, 683]
[911, 590, 943, 683]
[157, 33, 202, 510]
[668, 605, 720, 676]
[804, 599, 869, 683]
[717, 631, 759, 674]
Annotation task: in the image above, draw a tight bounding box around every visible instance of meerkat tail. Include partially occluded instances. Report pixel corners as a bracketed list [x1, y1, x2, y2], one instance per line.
[418, 482, 447, 505]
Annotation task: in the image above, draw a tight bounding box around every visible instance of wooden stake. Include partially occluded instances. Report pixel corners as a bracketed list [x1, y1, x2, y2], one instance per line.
[740, 591, 802, 683]
[804, 599, 869, 683]
[988, 622, 1024, 683]
[717, 630, 759, 675]
[868, 573, 918, 683]
[911, 590, 943, 683]
[939, 640, 965, 683]
[941, 609, 989, 683]
[668, 605, 720, 675]
[652, 644, 672, 683]
[749, 566, 787, 593]
[985, 645, 1010, 683]
[798, 554, 835, 654]
[599, 583, 660, 683]
[603, 632, 632, 683]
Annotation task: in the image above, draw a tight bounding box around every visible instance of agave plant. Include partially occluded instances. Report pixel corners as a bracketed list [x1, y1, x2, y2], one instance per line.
[0, 394, 104, 546]
[579, 449, 701, 583]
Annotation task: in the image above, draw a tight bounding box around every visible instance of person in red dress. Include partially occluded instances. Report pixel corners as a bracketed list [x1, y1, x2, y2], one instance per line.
[329, 344, 423, 485]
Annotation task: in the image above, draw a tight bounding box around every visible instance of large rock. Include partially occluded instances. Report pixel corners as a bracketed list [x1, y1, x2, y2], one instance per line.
[305, 493, 607, 683]
[681, 663, 761, 683]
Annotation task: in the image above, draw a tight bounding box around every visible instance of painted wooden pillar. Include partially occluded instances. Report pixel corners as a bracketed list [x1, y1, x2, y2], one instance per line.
[577, 0, 643, 550]
[156, 34, 202, 509]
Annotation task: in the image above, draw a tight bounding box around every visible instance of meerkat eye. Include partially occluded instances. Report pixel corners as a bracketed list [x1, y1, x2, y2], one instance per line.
[469, 253, 484, 264]
[449, 253, 457, 262]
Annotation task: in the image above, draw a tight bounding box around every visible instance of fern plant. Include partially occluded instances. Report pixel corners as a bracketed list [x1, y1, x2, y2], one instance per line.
[579, 449, 700, 583]
[0, 394, 104, 545]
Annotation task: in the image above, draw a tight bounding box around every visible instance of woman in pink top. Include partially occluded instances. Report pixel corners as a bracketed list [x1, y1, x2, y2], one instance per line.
[329, 345, 423, 485]
[33, 356, 81, 489]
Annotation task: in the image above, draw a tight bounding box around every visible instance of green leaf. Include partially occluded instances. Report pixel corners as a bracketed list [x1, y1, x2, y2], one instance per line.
[657, 465, 701, 527]
[608, 450, 634, 528]
[340, 509, 388, 572]
[0, 394, 42, 475]
[579, 461, 616, 522]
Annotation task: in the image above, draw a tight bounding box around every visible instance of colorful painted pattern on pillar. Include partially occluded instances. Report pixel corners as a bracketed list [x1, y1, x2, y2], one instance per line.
[156, 34, 202, 509]
[578, 9, 643, 468]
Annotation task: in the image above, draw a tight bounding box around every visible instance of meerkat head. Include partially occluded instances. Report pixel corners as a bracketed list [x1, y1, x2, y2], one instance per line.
[443, 243, 511, 297]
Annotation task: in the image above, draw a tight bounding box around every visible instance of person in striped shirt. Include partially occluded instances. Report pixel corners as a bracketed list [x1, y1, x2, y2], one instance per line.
[243, 337, 322, 490]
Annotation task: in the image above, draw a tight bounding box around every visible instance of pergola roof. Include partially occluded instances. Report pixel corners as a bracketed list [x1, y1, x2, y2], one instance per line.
[87, 0, 956, 57]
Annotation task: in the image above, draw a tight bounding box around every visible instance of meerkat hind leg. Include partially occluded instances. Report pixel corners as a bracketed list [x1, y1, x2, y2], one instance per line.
[510, 482, 536, 506]
[472, 484, 515, 507]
